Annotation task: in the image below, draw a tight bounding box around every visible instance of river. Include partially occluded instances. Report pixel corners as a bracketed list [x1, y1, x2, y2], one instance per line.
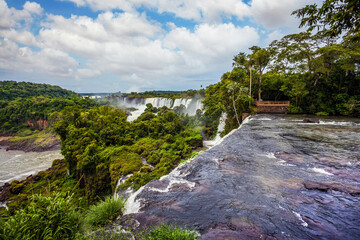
[0, 148, 62, 186]
[120, 114, 360, 239]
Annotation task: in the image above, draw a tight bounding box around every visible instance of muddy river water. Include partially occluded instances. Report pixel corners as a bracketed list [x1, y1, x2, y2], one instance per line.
[120, 114, 360, 239]
[0, 148, 62, 186]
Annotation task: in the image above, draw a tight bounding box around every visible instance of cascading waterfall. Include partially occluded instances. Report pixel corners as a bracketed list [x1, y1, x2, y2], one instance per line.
[116, 97, 203, 121]
[113, 174, 133, 199]
[203, 112, 227, 148]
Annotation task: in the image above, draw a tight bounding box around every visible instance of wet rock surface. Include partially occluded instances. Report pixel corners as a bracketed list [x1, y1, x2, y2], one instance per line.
[119, 114, 360, 239]
[303, 118, 320, 123]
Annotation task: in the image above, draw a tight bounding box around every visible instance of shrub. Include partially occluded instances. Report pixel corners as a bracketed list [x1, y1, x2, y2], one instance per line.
[0, 192, 80, 240]
[84, 196, 126, 230]
[144, 223, 198, 240]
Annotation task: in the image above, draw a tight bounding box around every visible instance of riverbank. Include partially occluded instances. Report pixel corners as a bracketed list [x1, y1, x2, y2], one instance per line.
[0, 159, 69, 215]
[0, 131, 60, 152]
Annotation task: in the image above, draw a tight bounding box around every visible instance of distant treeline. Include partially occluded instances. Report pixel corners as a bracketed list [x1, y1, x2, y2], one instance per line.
[122, 89, 205, 99]
[0, 81, 98, 135]
[0, 81, 76, 101]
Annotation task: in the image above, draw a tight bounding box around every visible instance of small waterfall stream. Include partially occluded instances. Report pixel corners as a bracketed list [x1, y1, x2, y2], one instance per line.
[203, 112, 227, 148]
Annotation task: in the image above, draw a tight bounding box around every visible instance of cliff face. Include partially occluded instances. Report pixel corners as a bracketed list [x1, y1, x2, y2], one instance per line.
[116, 114, 360, 239]
[26, 120, 48, 131]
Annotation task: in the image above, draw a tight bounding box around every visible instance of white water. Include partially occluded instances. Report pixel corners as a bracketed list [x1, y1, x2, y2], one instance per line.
[123, 186, 145, 214]
[203, 112, 227, 148]
[203, 113, 253, 149]
[123, 162, 196, 215]
[114, 174, 133, 199]
[117, 97, 204, 121]
[292, 211, 308, 227]
[0, 148, 62, 186]
[312, 167, 333, 176]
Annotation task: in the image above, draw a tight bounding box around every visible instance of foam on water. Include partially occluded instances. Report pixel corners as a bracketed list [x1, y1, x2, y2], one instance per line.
[114, 174, 133, 199]
[264, 152, 277, 159]
[292, 211, 308, 227]
[257, 117, 272, 121]
[123, 186, 146, 215]
[312, 167, 333, 175]
[0, 202, 8, 210]
[148, 167, 195, 193]
[123, 154, 197, 214]
[276, 160, 296, 167]
[319, 120, 358, 126]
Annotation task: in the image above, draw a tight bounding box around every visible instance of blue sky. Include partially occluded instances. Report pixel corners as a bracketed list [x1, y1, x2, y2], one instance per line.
[0, 0, 321, 93]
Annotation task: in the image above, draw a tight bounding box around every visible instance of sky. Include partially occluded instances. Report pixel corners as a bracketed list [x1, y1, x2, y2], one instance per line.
[0, 0, 322, 93]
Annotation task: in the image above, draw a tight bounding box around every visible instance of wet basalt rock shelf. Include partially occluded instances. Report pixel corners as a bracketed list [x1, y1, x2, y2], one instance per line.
[116, 114, 360, 239]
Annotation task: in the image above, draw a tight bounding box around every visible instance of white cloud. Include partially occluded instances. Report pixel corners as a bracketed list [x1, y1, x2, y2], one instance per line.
[23, 1, 43, 15]
[64, 0, 251, 22]
[38, 11, 163, 58]
[1, 29, 37, 46]
[248, 0, 323, 30]
[164, 23, 259, 64]
[0, 38, 78, 77]
[76, 68, 101, 79]
[62, 0, 322, 29]
[0, 0, 43, 29]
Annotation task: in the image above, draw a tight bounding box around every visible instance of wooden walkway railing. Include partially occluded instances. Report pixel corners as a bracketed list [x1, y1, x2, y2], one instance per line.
[255, 101, 290, 113]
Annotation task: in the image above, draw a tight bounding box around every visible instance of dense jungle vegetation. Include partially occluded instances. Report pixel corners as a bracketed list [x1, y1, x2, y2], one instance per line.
[0, 81, 97, 135]
[202, 32, 360, 137]
[1, 0, 359, 239]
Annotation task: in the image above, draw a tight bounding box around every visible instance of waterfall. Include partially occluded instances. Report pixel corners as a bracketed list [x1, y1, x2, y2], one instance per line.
[116, 97, 203, 121]
[203, 112, 227, 148]
[114, 174, 133, 199]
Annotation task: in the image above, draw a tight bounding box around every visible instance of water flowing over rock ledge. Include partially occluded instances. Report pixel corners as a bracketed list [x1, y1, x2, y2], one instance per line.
[113, 97, 204, 121]
[115, 114, 360, 239]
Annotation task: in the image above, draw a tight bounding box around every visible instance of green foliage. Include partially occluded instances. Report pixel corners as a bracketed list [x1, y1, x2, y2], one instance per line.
[109, 151, 142, 188]
[144, 103, 158, 113]
[0, 192, 80, 240]
[83, 196, 126, 230]
[202, 66, 254, 137]
[53, 103, 203, 201]
[145, 223, 198, 240]
[0, 81, 76, 101]
[293, 0, 360, 41]
[0, 81, 98, 135]
[259, 31, 360, 116]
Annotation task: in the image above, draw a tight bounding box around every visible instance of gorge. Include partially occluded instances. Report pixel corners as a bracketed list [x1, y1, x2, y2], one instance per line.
[116, 114, 360, 239]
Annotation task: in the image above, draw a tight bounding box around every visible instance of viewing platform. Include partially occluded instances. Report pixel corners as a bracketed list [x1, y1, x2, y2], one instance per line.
[255, 101, 290, 113]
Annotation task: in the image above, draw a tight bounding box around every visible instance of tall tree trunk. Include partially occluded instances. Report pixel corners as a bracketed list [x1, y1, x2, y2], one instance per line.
[249, 67, 252, 97]
[232, 90, 241, 126]
[258, 70, 262, 101]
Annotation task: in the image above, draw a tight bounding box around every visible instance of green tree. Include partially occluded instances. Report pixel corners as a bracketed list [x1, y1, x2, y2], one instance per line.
[249, 46, 271, 101]
[293, 0, 360, 40]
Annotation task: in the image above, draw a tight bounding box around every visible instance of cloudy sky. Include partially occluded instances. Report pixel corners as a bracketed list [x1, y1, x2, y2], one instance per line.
[0, 0, 321, 93]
